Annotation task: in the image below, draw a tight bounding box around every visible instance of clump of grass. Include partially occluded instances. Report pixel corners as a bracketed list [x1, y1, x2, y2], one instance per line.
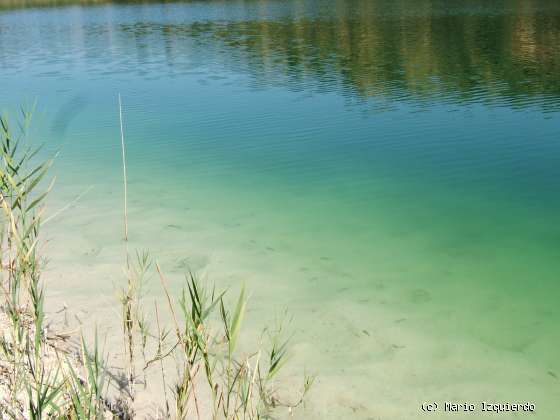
[0, 108, 314, 419]
[0, 108, 57, 415]
[154, 267, 314, 419]
[0, 111, 116, 418]
[117, 250, 151, 405]
[62, 330, 109, 418]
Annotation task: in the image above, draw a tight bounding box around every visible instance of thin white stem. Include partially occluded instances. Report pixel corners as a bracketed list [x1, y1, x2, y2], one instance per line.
[118, 93, 128, 242]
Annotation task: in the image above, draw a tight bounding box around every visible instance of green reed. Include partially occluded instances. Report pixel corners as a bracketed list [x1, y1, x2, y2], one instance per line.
[0, 109, 313, 419]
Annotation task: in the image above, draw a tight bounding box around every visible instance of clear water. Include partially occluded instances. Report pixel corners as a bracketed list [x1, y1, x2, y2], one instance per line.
[1, 0, 560, 418]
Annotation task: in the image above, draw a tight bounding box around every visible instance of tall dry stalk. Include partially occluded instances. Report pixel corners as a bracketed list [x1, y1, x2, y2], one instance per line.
[118, 93, 128, 244]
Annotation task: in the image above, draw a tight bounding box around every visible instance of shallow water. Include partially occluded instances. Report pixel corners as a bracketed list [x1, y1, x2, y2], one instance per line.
[1, 0, 560, 418]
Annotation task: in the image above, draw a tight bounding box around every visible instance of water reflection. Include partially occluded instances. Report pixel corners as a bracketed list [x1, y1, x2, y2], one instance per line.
[1, 0, 559, 109]
[128, 12, 560, 106]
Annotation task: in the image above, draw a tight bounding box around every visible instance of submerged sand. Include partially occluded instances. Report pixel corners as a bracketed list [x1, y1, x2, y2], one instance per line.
[37, 176, 559, 419]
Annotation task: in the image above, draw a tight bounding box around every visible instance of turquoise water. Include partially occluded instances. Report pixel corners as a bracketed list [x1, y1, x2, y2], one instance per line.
[1, 1, 560, 418]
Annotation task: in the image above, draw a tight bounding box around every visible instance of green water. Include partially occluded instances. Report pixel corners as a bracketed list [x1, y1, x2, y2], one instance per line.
[1, 0, 560, 418]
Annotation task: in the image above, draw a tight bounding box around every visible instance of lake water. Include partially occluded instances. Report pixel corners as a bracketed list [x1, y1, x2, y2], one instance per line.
[1, 0, 560, 418]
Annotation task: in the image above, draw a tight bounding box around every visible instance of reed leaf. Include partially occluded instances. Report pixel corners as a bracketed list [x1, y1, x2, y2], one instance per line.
[228, 284, 246, 356]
